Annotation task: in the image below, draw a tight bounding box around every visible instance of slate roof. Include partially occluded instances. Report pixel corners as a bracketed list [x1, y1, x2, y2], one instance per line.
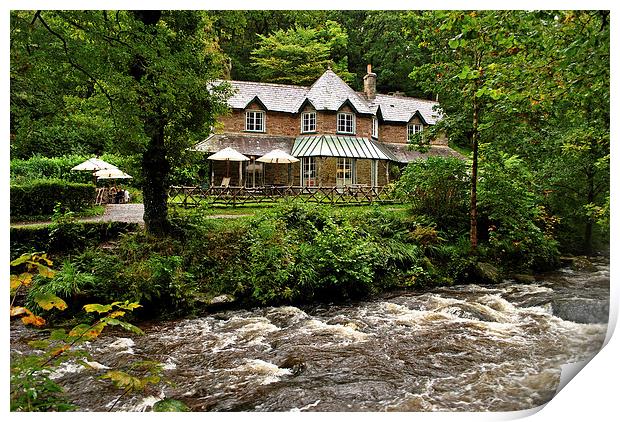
[215, 80, 309, 114]
[193, 134, 296, 156]
[215, 69, 433, 120]
[371, 94, 442, 124]
[304, 70, 373, 114]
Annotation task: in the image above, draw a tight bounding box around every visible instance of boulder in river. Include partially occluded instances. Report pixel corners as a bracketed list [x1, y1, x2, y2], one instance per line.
[279, 356, 306, 376]
[474, 262, 501, 284]
[560, 256, 597, 272]
[552, 298, 609, 324]
[196, 294, 238, 312]
[512, 274, 536, 283]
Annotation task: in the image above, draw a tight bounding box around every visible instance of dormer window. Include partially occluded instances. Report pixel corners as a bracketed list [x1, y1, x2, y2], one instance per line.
[246, 110, 265, 132]
[407, 123, 423, 141]
[337, 112, 355, 134]
[301, 111, 316, 133]
[372, 117, 379, 138]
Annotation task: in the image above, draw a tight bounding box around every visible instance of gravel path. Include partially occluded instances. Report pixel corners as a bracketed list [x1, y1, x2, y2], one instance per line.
[89, 204, 146, 224]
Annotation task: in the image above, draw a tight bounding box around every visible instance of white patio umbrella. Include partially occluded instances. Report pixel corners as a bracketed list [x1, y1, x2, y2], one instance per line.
[257, 149, 299, 186]
[256, 149, 299, 164]
[207, 147, 250, 186]
[71, 158, 118, 172]
[94, 168, 133, 180]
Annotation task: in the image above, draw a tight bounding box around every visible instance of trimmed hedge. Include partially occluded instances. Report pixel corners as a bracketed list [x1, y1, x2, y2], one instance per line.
[10, 221, 140, 260]
[11, 179, 97, 218]
[10, 154, 142, 186]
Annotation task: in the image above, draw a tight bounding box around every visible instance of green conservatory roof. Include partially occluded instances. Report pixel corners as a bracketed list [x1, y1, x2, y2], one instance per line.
[292, 135, 397, 161]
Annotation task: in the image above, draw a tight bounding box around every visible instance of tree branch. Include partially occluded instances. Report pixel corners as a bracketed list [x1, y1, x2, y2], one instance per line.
[32, 11, 115, 110]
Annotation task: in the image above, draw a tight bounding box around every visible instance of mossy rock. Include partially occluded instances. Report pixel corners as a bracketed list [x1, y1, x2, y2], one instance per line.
[512, 273, 536, 283]
[560, 256, 597, 272]
[474, 262, 501, 284]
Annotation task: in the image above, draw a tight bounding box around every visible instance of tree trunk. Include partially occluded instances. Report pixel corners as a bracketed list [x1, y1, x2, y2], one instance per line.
[131, 11, 171, 236]
[584, 168, 595, 255]
[470, 99, 480, 250]
[142, 113, 170, 236]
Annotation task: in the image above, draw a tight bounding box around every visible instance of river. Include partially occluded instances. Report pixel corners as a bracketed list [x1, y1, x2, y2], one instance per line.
[10, 258, 609, 412]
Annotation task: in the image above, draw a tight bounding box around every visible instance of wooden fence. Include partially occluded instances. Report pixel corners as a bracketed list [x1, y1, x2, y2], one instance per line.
[168, 185, 402, 207]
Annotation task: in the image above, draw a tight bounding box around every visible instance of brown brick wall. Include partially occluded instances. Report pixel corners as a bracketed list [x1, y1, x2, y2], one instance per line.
[379, 122, 408, 144]
[218, 103, 374, 138]
[377, 116, 446, 145]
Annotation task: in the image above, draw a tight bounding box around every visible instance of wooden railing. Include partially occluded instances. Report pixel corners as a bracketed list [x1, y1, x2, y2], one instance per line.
[168, 185, 401, 207]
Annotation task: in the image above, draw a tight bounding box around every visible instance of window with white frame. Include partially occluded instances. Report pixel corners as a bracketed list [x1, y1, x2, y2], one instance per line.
[302, 157, 317, 186]
[301, 112, 317, 133]
[372, 117, 379, 138]
[336, 158, 354, 186]
[407, 123, 423, 141]
[337, 112, 355, 134]
[245, 110, 265, 132]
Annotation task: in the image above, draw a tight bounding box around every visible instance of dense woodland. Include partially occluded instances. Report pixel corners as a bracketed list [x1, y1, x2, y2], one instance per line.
[9, 10, 610, 411]
[10, 10, 609, 251]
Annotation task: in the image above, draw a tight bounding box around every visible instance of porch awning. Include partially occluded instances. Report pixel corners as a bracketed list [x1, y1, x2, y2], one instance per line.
[292, 135, 397, 161]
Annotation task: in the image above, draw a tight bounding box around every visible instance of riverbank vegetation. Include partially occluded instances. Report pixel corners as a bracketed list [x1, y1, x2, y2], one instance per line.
[14, 197, 561, 323]
[10, 9, 609, 321]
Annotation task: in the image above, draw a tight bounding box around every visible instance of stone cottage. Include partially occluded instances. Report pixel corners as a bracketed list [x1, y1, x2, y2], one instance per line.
[194, 65, 461, 187]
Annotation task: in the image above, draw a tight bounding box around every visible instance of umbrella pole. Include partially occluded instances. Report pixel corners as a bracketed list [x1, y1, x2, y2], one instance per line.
[252, 157, 256, 188]
[210, 161, 214, 187]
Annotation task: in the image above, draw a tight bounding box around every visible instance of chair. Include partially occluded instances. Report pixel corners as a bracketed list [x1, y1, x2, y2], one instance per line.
[220, 177, 231, 187]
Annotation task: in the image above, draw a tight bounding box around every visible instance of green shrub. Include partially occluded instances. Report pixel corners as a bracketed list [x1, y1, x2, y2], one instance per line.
[25, 261, 97, 314]
[395, 156, 469, 231]
[10, 179, 96, 218]
[478, 151, 560, 271]
[10, 221, 140, 260]
[10, 154, 142, 186]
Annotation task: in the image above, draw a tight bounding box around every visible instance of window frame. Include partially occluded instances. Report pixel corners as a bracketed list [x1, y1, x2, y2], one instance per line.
[407, 123, 423, 141]
[337, 112, 356, 135]
[301, 157, 317, 186]
[301, 111, 317, 133]
[336, 157, 354, 186]
[372, 116, 379, 139]
[245, 110, 266, 133]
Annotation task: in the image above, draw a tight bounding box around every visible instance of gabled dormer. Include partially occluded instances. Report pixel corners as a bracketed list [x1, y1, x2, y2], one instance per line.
[244, 96, 267, 133]
[299, 99, 317, 134]
[406, 111, 426, 142]
[336, 101, 357, 135]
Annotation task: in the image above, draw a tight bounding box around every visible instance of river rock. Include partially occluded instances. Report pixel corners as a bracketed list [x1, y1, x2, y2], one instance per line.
[279, 356, 306, 376]
[196, 294, 238, 312]
[209, 294, 236, 305]
[512, 274, 536, 283]
[474, 262, 501, 284]
[560, 256, 597, 272]
[552, 298, 609, 324]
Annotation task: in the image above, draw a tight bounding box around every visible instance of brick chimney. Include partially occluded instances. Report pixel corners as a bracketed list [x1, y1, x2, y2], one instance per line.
[363, 64, 377, 100]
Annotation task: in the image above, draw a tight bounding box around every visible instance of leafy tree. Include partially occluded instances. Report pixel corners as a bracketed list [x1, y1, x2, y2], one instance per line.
[532, 11, 610, 253]
[409, 11, 609, 253]
[395, 157, 469, 232]
[358, 11, 431, 97]
[410, 11, 531, 249]
[250, 20, 355, 85]
[10, 11, 231, 235]
[209, 10, 330, 81]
